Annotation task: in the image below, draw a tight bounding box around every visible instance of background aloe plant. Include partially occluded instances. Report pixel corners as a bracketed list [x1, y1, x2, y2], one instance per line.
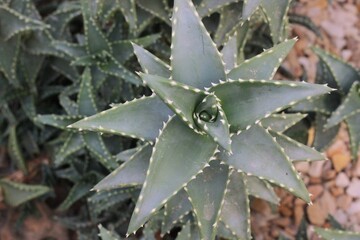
[292, 48, 360, 159]
[69, 1, 334, 239]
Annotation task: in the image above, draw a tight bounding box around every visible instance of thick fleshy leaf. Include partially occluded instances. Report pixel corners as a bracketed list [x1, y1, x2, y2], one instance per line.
[140, 74, 207, 131]
[220, 171, 251, 240]
[96, 55, 142, 85]
[220, 125, 310, 202]
[162, 189, 193, 235]
[54, 133, 85, 166]
[171, 0, 226, 89]
[116, 146, 142, 162]
[94, 144, 152, 190]
[270, 130, 325, 162]
[98, 225, 121, 240]
[244, 175, 279, 204]
[291, 92, 341, 115]
[260, 113, 306, 133]
[312, 47, 360, 93]
[0, 36, 20, 85]
[214, 2, 245, 46]
[346, 112, 360, 160]
[111, 34, 161, 64]
[82, 132, 118, 171]
[186, 160, 228, 240]
[0, 179, 50, 207]
[127, 116, 218, 234]
[0, 6, 48, 40]
[36, 115, 84, 130]
[53, 41, 86, 59]
[69, 96, 172, 141]
[81, 0, 112, 55]
[197, 0, 240, 17]
[176, 221, 192, 240]
[313, 114, 340, 151]
[242, 0, 291, 43]
[315, 228, 360, 240]
[193, 94, 231, 150]
[132, 43, 171, 78]
[325, 82, 360, 129]
[221, 34, 237, 72]
[8, 126, 27, 174]
[228, 39, 295, 80]
[78, 68, 98, 116]
[57, 174, 96, 211]
[118, 0, 137, 31]
[136, 0, 170, 24]
[211, 79, 332, 131]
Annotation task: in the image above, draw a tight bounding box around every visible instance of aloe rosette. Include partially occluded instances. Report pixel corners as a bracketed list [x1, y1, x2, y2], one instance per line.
[70, 0, 333, 239]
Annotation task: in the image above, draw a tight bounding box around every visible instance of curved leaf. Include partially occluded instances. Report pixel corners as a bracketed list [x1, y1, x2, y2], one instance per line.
[260, 113, 306, 133]
[127, 116, 218, 234]
[245, 175, 279, 205]
[171, 0, 226, 89]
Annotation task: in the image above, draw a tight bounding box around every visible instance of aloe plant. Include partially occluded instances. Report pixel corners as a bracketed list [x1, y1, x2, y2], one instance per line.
[69, 0, 333, 239]
[315, 228, 360, 240]
[292, 48, 360, 159]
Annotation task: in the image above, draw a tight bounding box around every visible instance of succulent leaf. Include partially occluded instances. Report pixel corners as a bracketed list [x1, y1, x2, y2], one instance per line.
[325, 82, 360, 129]
[140, 73, 207, 131]
[135, 0, 170, 25]
[197, 0, 241, 17]
[94, 144, 152, 190]
[228, 39, 295, 80]
[214, 2, 245, 46]
[0, 6, 48, 40]
[98, 225, 121, 240]
[314, 227, 360, 240]
[176, 221, 192, 240]
[54, 133, 85, 166]
[270, 130, 326, 162]
[242, 0, 291, 43]
[171, 0, 226, 89]
[8, 126, 27, 174]
[118, 0, 137, 31]
[291, 93, 341, 115]
[36, 115, 84, 130]
[220, 125, 310, 202]
[69, 96, 172, 141]
[244, 175, 279, 205]
[312, 47, 360, 93]
[132, 43, 171, 78]
[313, 114, 340, 151]
[211, 79, 332, 131]
[162, 189, 193, 235]
[0, 179, 50, 207]
[260, 113, 307, 133]
[127, 116, 218, 234]
[0, 35, 20, 85]
[194, 94, 231, 150]
[221, 34, 238, 72]
[82, 132, 118, 171]
[78, 68, 98, 116]
[220, 171, 251, 240]
[186, 160, 229, 240]
[346, 112, 360, 160]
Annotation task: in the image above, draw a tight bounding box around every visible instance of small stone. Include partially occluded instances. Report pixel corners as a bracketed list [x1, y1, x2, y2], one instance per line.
[295, 161, 310, 174]
[273, 218, 291, 228]
[323, 170, 337, 180]
[327, 140, 347, 158]
[308, 184, 324, 201]
[347, 179, 360, 198]
[330, 186, 344, 197]
[335, 172, 350, 187]
[348, 200, 360, 215]
[251, 198, 271, 215]
[279, 205, 292, 217]
[309, 161, 325, 177]
[307, 202, 327, 225]
[310, 177, 322, 184]
[294, 205, 304, 226]
[319, 190, 336, 215]
[336, 195, 352, 210]
[332, 153, 351, 172]
[333, 209, 348, 225]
